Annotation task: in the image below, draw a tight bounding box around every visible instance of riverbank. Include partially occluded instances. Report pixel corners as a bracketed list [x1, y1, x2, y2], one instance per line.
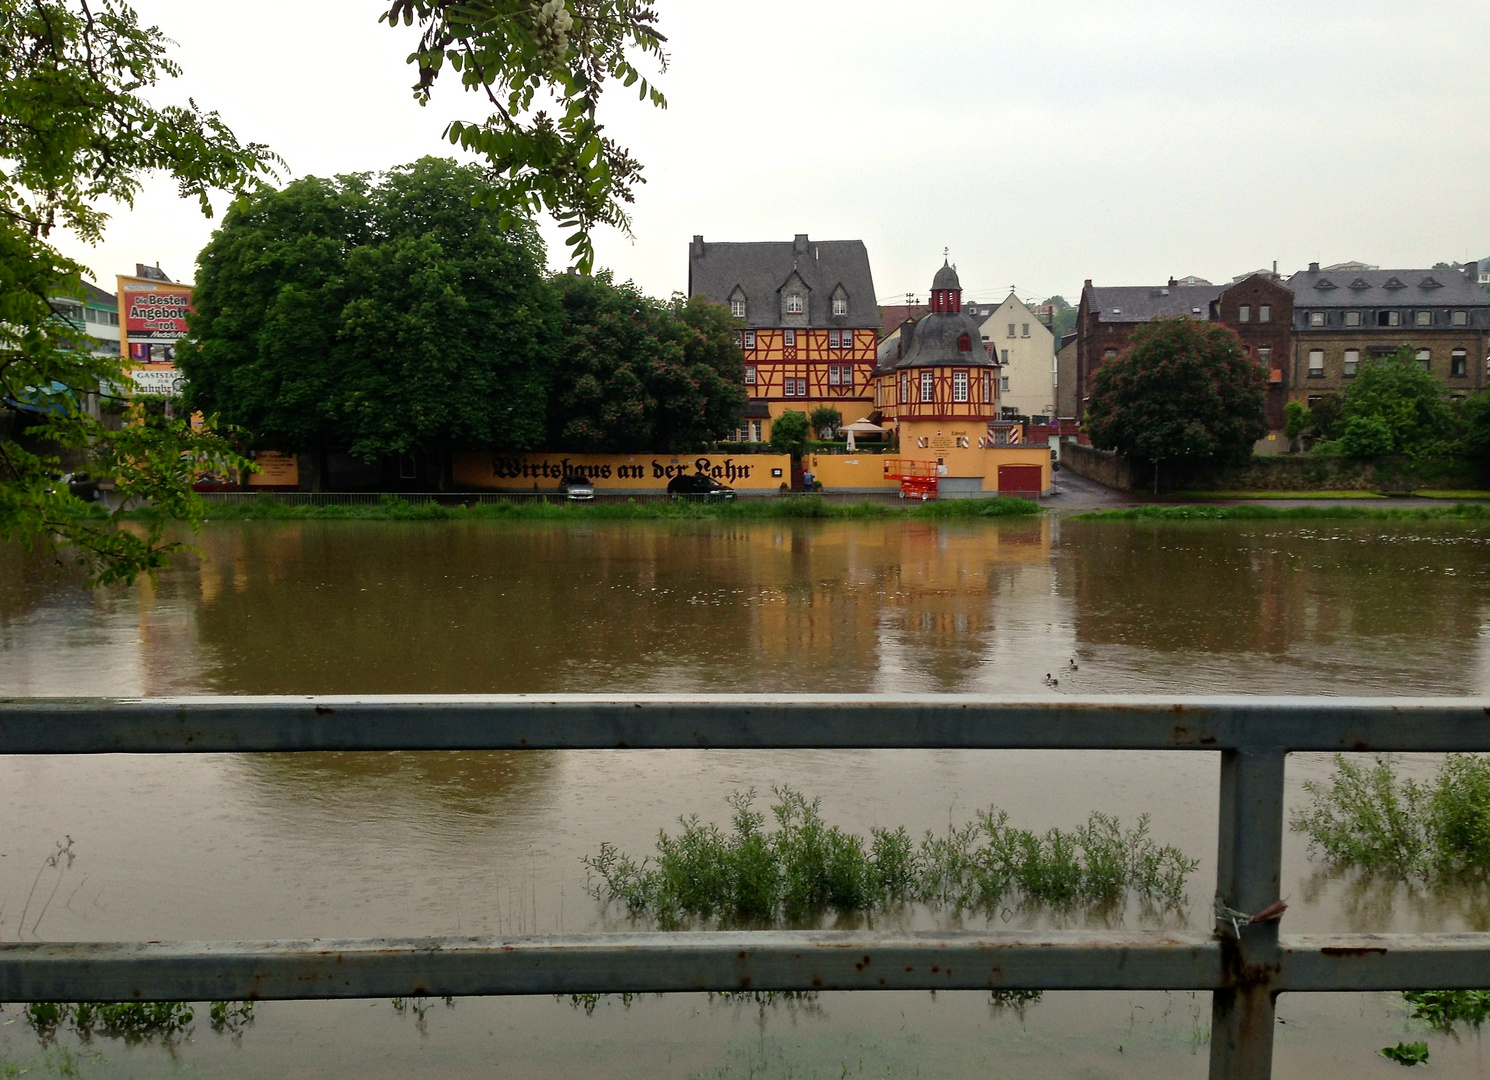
[176, 494, 1043, 522]
[1076, 502, 1490, 521]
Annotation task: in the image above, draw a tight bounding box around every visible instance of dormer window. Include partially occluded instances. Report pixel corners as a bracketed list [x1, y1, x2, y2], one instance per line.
[730, 299, 745, 318]
[1453, 311, 1469, 326]
[1308, 312, 1325, 327]
[958, 333, 972, 352]
[786, 294, 803, 314]
[1415, 310, 1433, 326]
[832, 296, 847, 316]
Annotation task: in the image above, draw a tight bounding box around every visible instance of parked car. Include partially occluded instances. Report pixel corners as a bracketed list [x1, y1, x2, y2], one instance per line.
[666, 473, 736, 501]
[557, 473, 596, 501]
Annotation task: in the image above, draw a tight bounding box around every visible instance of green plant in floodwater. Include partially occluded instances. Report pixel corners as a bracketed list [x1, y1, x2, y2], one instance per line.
[583, 787, 1197, 927]
[1291, 755, 1490, 880]
[1380, 1040, 1430, 1066]
[74, 1001, 193, 1044]
[1403, 989, 1490, 1031]
[208, 1000, 254, 1033]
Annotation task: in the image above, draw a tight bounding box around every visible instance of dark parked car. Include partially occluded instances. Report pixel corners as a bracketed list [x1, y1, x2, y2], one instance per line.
[666, 473, 736, 501]
[557, 473, 596, 501]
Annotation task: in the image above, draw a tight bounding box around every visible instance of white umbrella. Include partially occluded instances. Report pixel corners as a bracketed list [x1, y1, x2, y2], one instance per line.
[842, 417, 888, 453]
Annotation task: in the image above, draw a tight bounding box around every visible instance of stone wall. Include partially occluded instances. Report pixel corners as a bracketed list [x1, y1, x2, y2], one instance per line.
[1060, 442, 1133, 490]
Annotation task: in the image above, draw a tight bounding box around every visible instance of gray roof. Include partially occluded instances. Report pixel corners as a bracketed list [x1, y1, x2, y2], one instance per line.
[891, 311, 999, 371]
[1082, 284, 1221, 323]
[688, 235, 878, 329]
[1284, 268, 1488, 308]
[932, 261, 960, 290]
[81, 280, 116, 308]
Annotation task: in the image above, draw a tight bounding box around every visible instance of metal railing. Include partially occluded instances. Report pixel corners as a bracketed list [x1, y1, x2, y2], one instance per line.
[2, 694, 1487, 1080]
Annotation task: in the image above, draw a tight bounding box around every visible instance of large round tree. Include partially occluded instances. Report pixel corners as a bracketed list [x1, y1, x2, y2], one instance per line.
[1084, 317, 1267, 472]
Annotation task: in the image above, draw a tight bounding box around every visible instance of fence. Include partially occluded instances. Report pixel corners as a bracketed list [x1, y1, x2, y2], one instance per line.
[2, 695, 1487, 1080]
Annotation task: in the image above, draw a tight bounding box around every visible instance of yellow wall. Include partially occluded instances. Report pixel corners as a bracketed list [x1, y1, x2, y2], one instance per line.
[982, 446, 1053, 493]
[802, 454, 900, 491]
[452, 452, 793, 491]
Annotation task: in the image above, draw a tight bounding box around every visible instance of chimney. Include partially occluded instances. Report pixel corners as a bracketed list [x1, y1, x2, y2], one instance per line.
[794, 234, 809, 256]
[1167, 277, 1177, 288]
[1272, 259, 1278, 278]
[690, 234, 704, 259]
[1308, 261, 1320, 272]
[1083, 278, 1092, 289]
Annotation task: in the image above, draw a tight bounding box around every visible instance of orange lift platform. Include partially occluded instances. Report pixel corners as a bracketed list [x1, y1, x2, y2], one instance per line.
[882, 457, 939, 500]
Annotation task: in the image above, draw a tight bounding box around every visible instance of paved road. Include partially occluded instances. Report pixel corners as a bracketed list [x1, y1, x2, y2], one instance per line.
[1043, 468, 1490, 512]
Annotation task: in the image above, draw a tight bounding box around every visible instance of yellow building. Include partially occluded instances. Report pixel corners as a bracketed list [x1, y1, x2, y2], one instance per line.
[688, 233, 878, 441]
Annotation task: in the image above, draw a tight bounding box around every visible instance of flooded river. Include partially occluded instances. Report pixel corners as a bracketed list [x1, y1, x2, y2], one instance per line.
[2, 515, 1488, 1078]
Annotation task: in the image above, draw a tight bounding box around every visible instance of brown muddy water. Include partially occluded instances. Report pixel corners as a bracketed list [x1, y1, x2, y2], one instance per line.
[1, 515, 1488, 1078]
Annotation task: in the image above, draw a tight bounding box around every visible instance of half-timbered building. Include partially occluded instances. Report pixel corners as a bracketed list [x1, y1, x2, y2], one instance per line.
[688, 233, 878, 442]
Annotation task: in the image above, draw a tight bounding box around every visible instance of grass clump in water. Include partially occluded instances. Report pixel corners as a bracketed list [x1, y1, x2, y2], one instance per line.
[1404, 990, 1490, 1031]
[1291, 754, 1490, 880]
[1077, 502, 1490, 522]
[583, 787, 1196, 927]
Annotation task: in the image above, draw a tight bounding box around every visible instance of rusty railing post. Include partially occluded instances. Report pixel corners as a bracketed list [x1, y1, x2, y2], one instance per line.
[1209, 748, 1286, 1080]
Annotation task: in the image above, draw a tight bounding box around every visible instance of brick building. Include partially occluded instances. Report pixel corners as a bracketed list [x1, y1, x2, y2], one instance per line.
[688, 234, 878, 442]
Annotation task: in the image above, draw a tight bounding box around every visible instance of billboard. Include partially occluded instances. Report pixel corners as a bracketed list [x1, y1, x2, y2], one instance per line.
[117, 276, 193, 344]
[129, 367, 185, 397]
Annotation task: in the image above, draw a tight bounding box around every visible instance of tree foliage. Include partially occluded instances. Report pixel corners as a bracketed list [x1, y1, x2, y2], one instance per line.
[1084, 317, 1267, 465]
[1336, 349, 1456, 457]
[382, 0, 667, 273]
[0, 0, 277, 583]
[547, 272, 744, 452]
[769, 410, 809, 457]
[809, 406, 841, 439]
[181, 158, 557, 480]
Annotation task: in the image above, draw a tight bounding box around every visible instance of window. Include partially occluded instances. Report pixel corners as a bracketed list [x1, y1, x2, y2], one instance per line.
[1416, 310, 1433, 326]
[1259, 305, 1271, 323]
[828, 365, 840, 386]
[1308, 349, 1324, 376]
[1343, 350, 1358, 377]
[1258, 346, 1272, 365]
[786, 294, 803, 314]
[782, 377, 807, 397]
[920, 371, 934, 402]
[735, 331, 743, 348]
[1007, 323, 1016, 338]
[841, 331, 853, 350]
[1378, 310, 1400, 327]
[953, 370, 969, 402]
[743, 330, 756, 349]
[1453, 310, 1469, 327]
[1001, 375, 1010, 392]
[1103, 349, 1117, 362]
[982, 370, 991, 402]
[1416, 349, 1431, 372]
[1000, 349, 1009, 364]
[730, 299, 746, 318]
[744, 365, 756, 385]
[1021, 323, 1030, 337]
[1239, 305, 1251, 323]
[832, 296, 847, 316]
[841, 366, 854, 389]
[828, 330, 839, 348]
[750, 420, 762, 443]
[1308, 311, 1325, 327]
[900, 372, 908, 404]
[783, 329, 796, 347]
[957, 333, 972, 352]
[1345, 311, 1360, 327]
[1452, 349, 1468, 378]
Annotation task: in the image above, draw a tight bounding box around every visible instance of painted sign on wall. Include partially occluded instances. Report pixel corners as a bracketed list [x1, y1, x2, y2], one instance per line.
[452, 452, 794, 491]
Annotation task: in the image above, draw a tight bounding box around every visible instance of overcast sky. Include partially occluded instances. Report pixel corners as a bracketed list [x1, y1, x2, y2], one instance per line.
[58, 0, 1490, 308]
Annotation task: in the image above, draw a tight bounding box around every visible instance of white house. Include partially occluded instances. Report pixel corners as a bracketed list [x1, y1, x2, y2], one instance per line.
[968, 291, 1055, 419]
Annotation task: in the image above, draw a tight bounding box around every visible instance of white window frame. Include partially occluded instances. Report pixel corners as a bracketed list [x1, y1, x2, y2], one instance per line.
[1238, 305, 1251, 323]
[743, 330, 756, 349]
[1452, 348, 1468, 377]
[744, 365, 757, 385]
[839, 331, 852, 350]
[982, 370, 991, 402]
[783, 329, 795, 347]
[840, 366, 853, 389]
[832, 296, 847, 316]
[1343, 350, 1358, 377]
[900, 372, 908, 404]
[730, 299, 746, 318]
[920, 370, 934, 402]
[786, 293, 803, 314]
[828, 365, 841, 386]
[1308, 349, 1324, 376]
[952, 370, 969, 403]
[1259, 304, 1271, 323]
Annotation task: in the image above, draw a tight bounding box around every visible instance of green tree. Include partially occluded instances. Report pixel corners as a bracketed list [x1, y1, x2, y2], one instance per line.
[547, 273, 744, 452]
[809, 406, 841, 439]
[769, 410, 809, 457]
[383, 0, 667, 273]
[1337, 349, 1455, 457]
[1283, 400, 1309, 441]
[182, 158, 557, 485]
[1308, 392, 1344, 441]
[1084, 317, 1267, 468]
[1, 0, 276, 583]
[1459, 392, 1490, 465]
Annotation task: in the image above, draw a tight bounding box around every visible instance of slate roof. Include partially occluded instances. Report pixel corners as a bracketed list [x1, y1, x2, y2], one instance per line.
[1284, 268, 1488, 308]
[81, 280, 116, 308]
[688, 235, 878, 329]
[891, 311, 999, 371]
[1082, 284, 1221, 323]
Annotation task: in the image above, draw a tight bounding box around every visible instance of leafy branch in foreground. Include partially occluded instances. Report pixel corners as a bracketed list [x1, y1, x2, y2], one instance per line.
[381, 0, 666, 272]
[583, 787, 1196, 928]
[1, 0, 276, 584]
[1291, 755, 1490, 881]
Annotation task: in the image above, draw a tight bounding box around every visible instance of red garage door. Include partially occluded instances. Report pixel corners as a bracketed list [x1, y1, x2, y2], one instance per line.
[997, 464, 1043, 497]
